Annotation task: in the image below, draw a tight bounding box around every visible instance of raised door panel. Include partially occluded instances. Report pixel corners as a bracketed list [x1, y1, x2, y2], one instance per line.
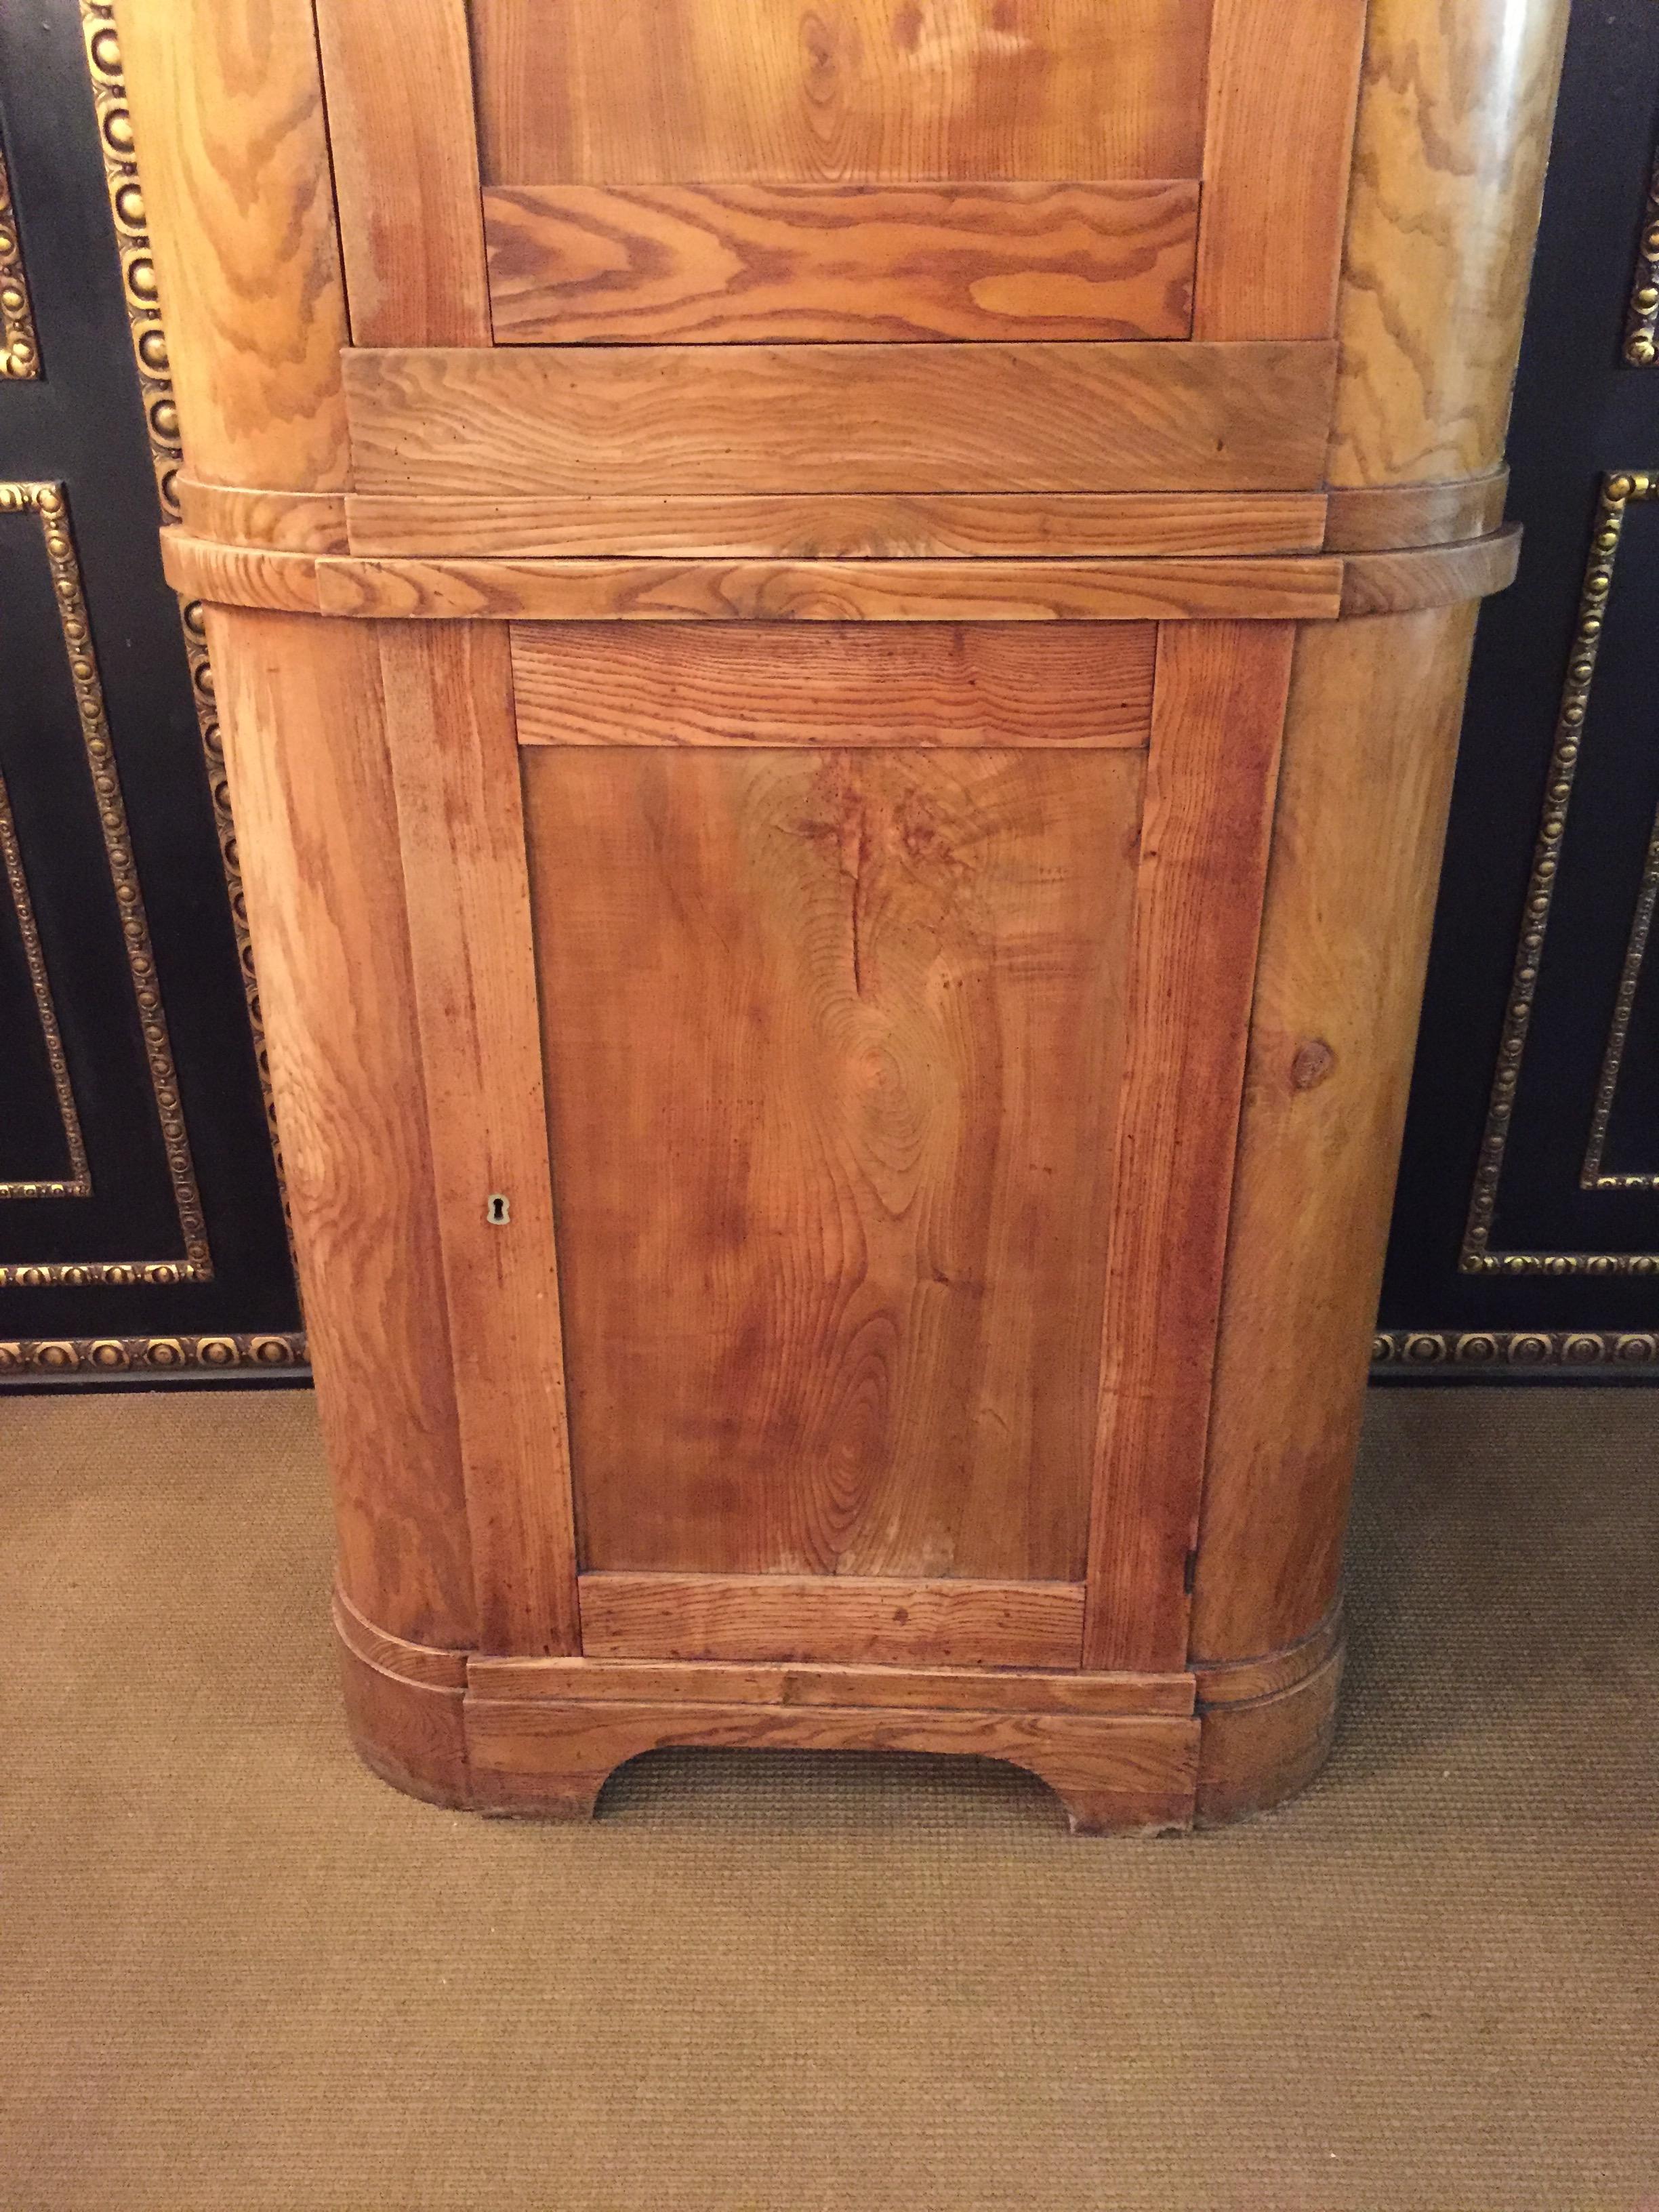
[482, 180, 1200, 346]
[522, 680, 1147, 1586]
[470, 0, 1214, 186]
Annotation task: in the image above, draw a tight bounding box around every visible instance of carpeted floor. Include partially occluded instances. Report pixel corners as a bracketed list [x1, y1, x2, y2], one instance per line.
[0, 1385, 1654, 2211]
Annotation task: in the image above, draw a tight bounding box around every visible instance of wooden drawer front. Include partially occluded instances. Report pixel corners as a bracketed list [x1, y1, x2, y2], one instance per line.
[483, 182, 1198, 346]
[342, 341, 1336, 499]
[523, 699, 1145, 1584]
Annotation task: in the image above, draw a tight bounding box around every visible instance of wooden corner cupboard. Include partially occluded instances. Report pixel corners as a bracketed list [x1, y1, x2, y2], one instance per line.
[115, 0, 1566, 1832]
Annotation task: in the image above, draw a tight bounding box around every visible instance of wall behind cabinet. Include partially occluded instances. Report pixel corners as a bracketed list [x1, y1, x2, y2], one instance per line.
[1378, 0, 1659, 1378]
[0, 0, 302, 1383]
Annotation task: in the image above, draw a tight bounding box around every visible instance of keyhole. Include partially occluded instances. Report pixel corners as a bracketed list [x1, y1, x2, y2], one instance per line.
[486, 1192, 510, 1227]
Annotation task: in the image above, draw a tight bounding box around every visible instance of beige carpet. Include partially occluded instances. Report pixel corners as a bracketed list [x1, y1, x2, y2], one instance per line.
[1, 1385, 1654, 2211]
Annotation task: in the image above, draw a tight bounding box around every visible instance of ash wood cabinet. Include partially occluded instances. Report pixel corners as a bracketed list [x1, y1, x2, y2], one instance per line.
[115, 0, 1567, 1830]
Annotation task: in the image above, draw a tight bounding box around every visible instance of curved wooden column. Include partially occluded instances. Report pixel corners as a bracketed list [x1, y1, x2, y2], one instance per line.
[115, 1, 485, 1801]
[1327, 0, 1570, 492]
[1186, 0, 1569, 1816]
[1189, 601, 1481, 1803]
[110, 0, 352, 497]
[207, 609, 477, 1645]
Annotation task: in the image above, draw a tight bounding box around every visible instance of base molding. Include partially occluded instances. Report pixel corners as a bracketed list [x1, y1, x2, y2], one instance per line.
[467, 1697, 1200, 1836]
[331, 1589, 1343, 1835]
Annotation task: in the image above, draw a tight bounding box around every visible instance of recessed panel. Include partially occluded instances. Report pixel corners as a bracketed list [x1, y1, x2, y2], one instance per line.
[483, 181, 1198, 345]
[524, 728, 1145, 1582]
[471, 0, 1214, 186]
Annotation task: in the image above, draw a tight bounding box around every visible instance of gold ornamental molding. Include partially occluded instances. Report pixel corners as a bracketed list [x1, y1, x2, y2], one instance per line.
[0, 1331, 305, 1379]
[1460, 470, 1659, 1277]
[77, 0, 289, 1199]
[0, 134, 40, 380]
[1624, 148, 1659, 367]
[1374, 1330, 1659, 1371]
[0, 759, 90, 1199]
[0, 481, 209, 1287]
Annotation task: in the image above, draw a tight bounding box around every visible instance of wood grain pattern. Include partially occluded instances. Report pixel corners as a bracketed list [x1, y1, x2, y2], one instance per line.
[337, 1636, 471, 1809]
[468, 1654, 1196, 1717]
[340, 342, 1339, 498]
[314, 554, 1344, 625]
[1191, 606, 1478, 1665]
[176, 478, 349, 554]
[1327, 0, 1571, 485]
[333, 1584, 469, 1690]
[470, 0, 1212, 188]
[377, 624, 579, 1658]
[1193, 0, 1366, 340]
[112, 0, 350, 490]
[1322, 470, 1508, 553]
[465, 1696, 1201, 1834]
[313, 0, 491, 346]
[578, 1574, 1086, 1670]
[1193, 1647, 1341, 1826]
[344, 490, 1332, 561]
[1083, 621, 1296, 1675]
[205, 609, 476, 1649]
[1336, 526, 1521, 616]
[1191, 1605, 1341, 1707]
[510, 623, 1156, 748]
[524, 743, 1143, 1582]
[484, 180, 1197, 344]
[159, 535, 321, 613]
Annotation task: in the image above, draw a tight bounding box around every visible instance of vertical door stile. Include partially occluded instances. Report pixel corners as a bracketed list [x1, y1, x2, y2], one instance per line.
[379, 621, 581, 1657]
[1083, 621, 1296, 1674]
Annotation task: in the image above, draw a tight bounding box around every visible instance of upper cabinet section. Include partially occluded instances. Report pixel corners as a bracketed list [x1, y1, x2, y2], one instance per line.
[468, 0, 1214, 186]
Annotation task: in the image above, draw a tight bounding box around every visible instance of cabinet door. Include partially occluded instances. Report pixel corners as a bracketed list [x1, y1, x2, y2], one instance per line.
[501, 617, 1294, 1673]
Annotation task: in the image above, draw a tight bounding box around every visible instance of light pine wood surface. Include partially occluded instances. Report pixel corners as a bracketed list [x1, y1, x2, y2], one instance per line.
[576, 1574, 1088, 1671]
[467, 1653, 1195, 1718]
[112, 0, 351, 490]
[312, 0, 491, 348]
[525, 741, 1143, 1584]
[175, 479, 349, 555]
[465, 1697, 1201, 1835]
[312, 554, 1343, 625]
[1336, 527, 1521, 617]
[342, 491, 1332, 562]
[510, 623, 1157, 750]
[1326, 0, 1570, 485]
[377, 625, 579, 1657]
[1193, 0, 1366, 341]
[207, 611, 476, 1651]
[340, 342, 1339, 499]
[483, 180, 1197, 345]
[1085, 623, 1296, 1674]
[469, 0, 1212, 187]
[1322, 472, 1509, 553]
[1193, 605, 1479, 1666]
